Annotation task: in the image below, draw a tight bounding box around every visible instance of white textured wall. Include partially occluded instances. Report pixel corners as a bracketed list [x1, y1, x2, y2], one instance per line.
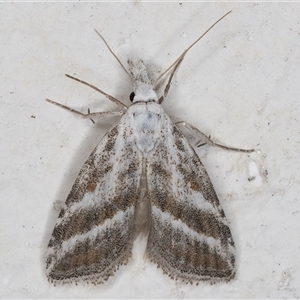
[1, 2, 299, 298]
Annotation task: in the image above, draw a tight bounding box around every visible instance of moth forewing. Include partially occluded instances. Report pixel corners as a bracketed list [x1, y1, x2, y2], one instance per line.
[144, 113, 236, 283]
[46, 123, 142, 284]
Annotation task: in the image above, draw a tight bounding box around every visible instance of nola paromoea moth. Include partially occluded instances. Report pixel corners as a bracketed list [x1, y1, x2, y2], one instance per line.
[46, 11, 254, 285]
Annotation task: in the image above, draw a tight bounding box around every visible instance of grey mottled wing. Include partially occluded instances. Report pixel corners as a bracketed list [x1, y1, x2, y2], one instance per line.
[145, 122, 236, 283]
[46, 122, 143, 284]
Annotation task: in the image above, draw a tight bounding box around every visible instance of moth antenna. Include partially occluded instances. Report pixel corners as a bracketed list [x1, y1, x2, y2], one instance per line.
[158, 55, 184, 104]
[94, 29, 134, 83]
[156, 10, 232, 85]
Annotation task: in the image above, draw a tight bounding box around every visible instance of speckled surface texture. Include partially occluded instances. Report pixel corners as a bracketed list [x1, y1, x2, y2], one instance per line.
[1, 2, 299, 298]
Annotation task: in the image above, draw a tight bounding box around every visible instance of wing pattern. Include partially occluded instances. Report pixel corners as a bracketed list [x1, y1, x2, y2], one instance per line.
[46, 120, 143, 284]
[47, 101, 236, 284]
[145, 117, 236, 283]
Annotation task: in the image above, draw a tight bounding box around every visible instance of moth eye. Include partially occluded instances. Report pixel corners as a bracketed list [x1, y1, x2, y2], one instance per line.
[129, 92, 135, 102]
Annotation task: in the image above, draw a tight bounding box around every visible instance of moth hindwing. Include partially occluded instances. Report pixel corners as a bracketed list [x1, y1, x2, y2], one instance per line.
[47, 11, 240, 285]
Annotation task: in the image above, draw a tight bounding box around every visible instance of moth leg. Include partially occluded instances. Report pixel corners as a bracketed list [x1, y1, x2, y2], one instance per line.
[46, 98, 125, 121]
[65, 74, 128, 109]
[176, 120, 255, 153]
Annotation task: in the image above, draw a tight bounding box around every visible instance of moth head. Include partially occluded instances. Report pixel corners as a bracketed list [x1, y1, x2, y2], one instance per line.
[128, 59, 158, 103]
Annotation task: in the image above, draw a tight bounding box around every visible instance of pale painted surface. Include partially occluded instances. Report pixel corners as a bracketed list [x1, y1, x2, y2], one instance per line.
[1, 2, 299, 298]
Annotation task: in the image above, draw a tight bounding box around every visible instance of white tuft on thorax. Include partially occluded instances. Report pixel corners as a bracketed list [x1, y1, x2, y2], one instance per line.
[128, 60, 158, 102]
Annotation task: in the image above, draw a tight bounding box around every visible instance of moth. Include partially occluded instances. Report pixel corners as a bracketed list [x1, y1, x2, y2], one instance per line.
[46, 11, 253, 285]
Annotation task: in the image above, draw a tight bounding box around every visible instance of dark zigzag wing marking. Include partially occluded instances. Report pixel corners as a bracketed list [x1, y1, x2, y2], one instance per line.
[46, 120, 143, 284]
[146, 121, 236, 283]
